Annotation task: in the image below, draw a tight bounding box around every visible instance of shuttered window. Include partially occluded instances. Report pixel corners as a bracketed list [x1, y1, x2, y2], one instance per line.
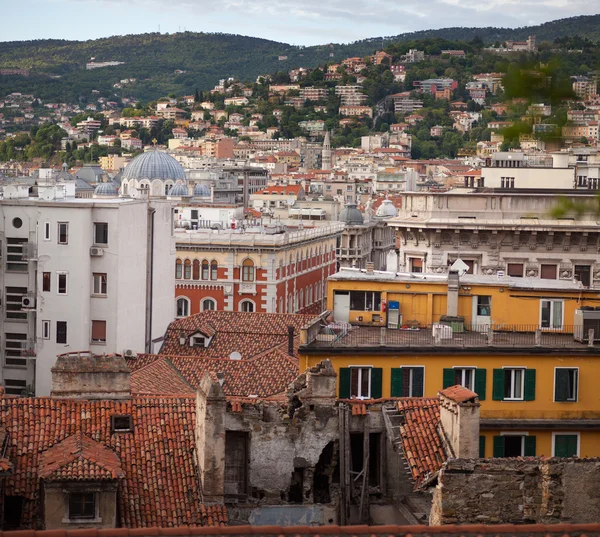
[391, 367, 424, 397]
[553, 434, 578, 457]
[479, 436, 486, 458]
[339, 367, 382, 399]
[493, 435, 536, 457]
[443, 368, 486, 400]
[540, 264, 557, 279]
[507, 263, 524, 277]
[91, 320, 106, 343]
[555, 368, 578, 402]
[492, 368, 535, 401]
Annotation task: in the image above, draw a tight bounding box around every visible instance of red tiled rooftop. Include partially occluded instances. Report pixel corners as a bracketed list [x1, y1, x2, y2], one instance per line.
[439, 385, 478, 403]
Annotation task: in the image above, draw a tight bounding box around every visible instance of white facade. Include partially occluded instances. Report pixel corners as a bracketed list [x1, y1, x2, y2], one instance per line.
[0, 197, 175, 396]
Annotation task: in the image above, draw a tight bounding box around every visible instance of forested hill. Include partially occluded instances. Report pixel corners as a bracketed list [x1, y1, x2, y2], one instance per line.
[0, 14, 598, 103]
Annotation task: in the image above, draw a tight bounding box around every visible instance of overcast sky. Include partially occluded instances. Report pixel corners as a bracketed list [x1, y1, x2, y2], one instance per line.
[2, 0, 598, 45]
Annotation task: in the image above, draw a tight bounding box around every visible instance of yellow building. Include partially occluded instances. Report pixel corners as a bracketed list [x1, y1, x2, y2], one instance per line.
[299, 267, 600, 459]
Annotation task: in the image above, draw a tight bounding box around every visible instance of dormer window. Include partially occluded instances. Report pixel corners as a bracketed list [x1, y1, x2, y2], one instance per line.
[69, 492, 96, 520]
[111, 414, 133, 433]
[192, 336, 206, 348]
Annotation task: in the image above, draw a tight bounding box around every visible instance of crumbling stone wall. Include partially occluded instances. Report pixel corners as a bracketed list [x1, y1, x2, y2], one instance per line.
[430, 458, 600, 525]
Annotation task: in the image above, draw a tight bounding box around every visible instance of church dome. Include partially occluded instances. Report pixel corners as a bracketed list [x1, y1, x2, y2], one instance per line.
[339, 203, 364, 225]
[169, 182, 190, 197]
[122, 150, 186, 182]
[194, 183, 211, 197]
[94, 182, 119, 197]
[376, 199, 398, 218]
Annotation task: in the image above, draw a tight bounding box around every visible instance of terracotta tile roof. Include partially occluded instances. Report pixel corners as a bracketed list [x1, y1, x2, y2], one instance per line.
[130, 357, 196, 396]
[439, 385, 478, 403]
[397, 398, 446, 489]
[38, 432, 124, 481]
[1, 395, 227, 528]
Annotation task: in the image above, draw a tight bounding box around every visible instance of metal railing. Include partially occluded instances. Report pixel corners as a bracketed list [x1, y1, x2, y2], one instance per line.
[306, 323, 594, 349]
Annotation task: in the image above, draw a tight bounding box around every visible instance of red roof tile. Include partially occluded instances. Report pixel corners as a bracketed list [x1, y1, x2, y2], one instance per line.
[439, 385, 478, 403]
[130, 357, 195, 396]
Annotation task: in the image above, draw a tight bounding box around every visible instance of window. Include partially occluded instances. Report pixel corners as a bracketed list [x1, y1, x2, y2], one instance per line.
[493, 368, 535, 401]
[225, 431, 248, 496]
[92, 273, 107, 295]
[553, 433, 579, 457]
[58, 222, 68, 244]
[476, 296, 491, 316]
[91, 320, 107, 343]
[42, 272, 51, 292]
[3, 379, 27, 396]
[56, 321, 67, 344]
[351, 367, 372, 399]
[184, 259, 191, 279]
[540, 264, 557, 280]
[391, 366, 424, 397]
[493, 434, 535, 457]
[5, 287, 27, 320]
[504, 368, 524, 400]
[43, 222, 51, 241]
[93, 222, 109, 245]
[192, 260, 200, 280]
[449, 367, 475, 391]
[111, 415, 133, 433]
[69, 492, 96, 520]
[202, 260, 209, 280]
[12, 217, 22, 229]
[507, 263, 523, 277]
[4, 332, 27, 367]
[42, 320, 50, 340]
[554, 368, 578, 402]
[242, 259, 255, 282]
[6, 238, 27, 272]
[409, 257, 423, 273]
[192, 336, 206, 347]
[202, 298, 216, 311]
[574, 265, 591, 287]
[211, 260, 218, 280]
[349, 291, 381, 312]
[541, 300, 563, 329]
[240, 300, 254, 312]
[57, 273, 68, 295]
[176, 297, 189, 317]
[175, 259, 183, 279]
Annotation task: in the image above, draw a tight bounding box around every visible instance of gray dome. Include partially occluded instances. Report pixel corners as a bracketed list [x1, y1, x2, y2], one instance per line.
[122, 150, 186, 181]
[194, 183, 211, 197]
[376, 199, 397, 218]
[339, 204, 364, 225]
[169, 183, 190, 197]
[94, 182, 119, 196]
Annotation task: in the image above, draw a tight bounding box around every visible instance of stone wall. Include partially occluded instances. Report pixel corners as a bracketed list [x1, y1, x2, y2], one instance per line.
[431, 458, 600, 525]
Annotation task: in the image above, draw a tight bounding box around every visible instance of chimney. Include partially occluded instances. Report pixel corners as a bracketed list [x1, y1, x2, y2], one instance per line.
[51, 352, 131, 400]
[366, 261, 374, 274]
[447, 270, 459, 317]
[288, 325, 295, 356]
[438, 386, 480, 458]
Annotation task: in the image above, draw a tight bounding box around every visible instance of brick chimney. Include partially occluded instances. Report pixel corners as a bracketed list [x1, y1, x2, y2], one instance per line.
[438, 385, 480, 459]
[51, 352, 131, 399]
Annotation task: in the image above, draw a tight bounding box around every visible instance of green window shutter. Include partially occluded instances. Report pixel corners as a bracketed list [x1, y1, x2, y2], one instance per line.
[443, 368, 455, 389]
[524, 435, 536, 456]
[370, 368, 383, 399]
[493, 436, 505, 457]
[524, 369, 536, 401]
[492, 369, 504, 401]
[555, 434, 577, 457]
[554, 369, 569, 402]
[475, 368, 487, 401]
[566, 435, 578, 457]
[339, 368, 351, 399]
[479, 435, 486, 458]
[412, 367, 424, 397]
[391, 368, 403, 397]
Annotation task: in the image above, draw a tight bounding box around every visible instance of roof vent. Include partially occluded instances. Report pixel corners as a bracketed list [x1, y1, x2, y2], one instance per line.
[229, 351, 242, 361]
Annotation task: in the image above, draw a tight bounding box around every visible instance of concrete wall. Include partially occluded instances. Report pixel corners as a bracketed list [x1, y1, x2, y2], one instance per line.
[431, 458, 600, 525]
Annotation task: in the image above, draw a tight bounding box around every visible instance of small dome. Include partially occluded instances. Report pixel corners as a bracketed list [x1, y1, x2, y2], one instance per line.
[339, 203, 364, 225]
[376, 199, 398, 218]
[169, 182, 190, 197]
[94, 182, 119, 197]
[194, 183, 211, 197]
[122, 149, 186, 182]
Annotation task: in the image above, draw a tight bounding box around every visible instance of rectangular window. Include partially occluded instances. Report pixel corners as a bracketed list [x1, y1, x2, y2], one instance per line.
[111, 414, 133, 433]
[493, 368, 535, 401]
[4, 332, 27, 367]
[541, 300, 563, 329]
[553, 433, 579, 457]
[69, 493, 96, 520]
[454, 368, 475, 391]
[92, 273, 107, 295]
[349, 291, 381, 312]
[350, 367, 371, 399]
[57, 273, 68, 295]
[574, 265, 591, 287]
[6, 238, 27, 272]
[3, 379, 27, 396]
[192, 336, 206, 347]
[391, 366, 425, 397]
[91, 320, 107, 343]
[476, 296, 491, 316]
[409, 257, 423, 273]
[554, 368, 578, 402]
[42, 272, 51, 292]
[507, 263, 523, 277]
[504, 368, 524, 400]
[225, 431, 248, 496]
[56, 321, 67, 344]
[443, 368, 486, 399]
[93, 222, 109, 245]
[494, 434, 535, 457]
[5, 287, 27, 320]
[57, 222, 68, 245]
[43, 221, 51, 241]
[42, 320, 50, 340]
[540, 264, 557, 280]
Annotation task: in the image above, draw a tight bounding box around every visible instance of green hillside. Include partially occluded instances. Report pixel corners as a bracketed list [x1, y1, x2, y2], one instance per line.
[0, 14, 598, 103]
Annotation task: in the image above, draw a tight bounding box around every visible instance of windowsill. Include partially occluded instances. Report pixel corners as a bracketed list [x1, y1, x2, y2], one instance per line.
[62, 518, 103, 525]
[90, 341, 107, 345]
[91, 294, 107, 298]
[502, 398, 525, 402]
[93, 244, 108, 248]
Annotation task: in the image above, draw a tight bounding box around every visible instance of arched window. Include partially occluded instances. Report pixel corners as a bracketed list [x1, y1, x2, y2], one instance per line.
[202, 298, 216, 311]
[184, 259, 192, 279]
[240, 300, 255, 312]
[288, 293, 293, 313]
[210, 260, 218, 280]
[299, 289, 304, 309]
[202, 260, 209, 280]
[176, 297, 190, 317]
[242, 258, 255, 282]
[192, 260, 200, 280]
[175, 259, 183, 279]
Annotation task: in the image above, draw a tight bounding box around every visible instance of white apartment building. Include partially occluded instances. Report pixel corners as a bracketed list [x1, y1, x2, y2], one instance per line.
[0, 193, 175, 396]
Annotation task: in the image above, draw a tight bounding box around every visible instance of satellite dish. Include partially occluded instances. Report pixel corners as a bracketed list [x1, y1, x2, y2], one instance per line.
[40, 188, 56, 201]
[450, 258, 470, 277]
[129, 186, 139, 198]
[3, 185, 17, 199]
[229, 351, 242, 361]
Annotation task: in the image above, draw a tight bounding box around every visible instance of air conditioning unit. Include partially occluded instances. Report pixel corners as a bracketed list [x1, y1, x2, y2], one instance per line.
[90, 246, 104, 257]
[122, 349, 137, 359]
[21, 296, 36, 309]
